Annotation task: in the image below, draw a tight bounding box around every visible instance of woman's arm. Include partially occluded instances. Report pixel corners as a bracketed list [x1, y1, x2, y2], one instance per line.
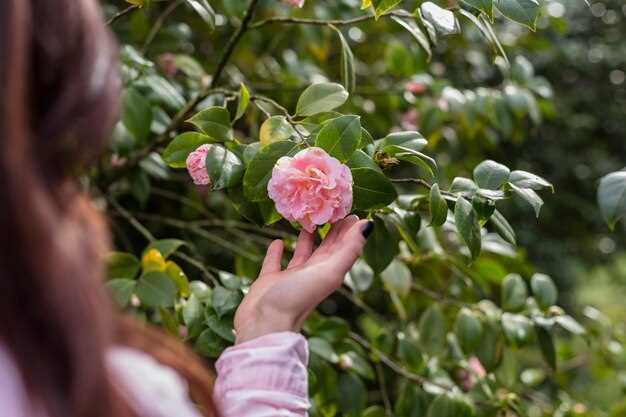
[213, 215, 373, 417]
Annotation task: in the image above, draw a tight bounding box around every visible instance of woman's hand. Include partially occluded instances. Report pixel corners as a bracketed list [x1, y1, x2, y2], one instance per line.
[234, 215, 374, 344]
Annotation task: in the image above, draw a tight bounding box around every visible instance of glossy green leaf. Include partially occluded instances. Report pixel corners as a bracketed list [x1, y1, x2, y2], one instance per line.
[455, 308, 484, 353]
[145, 239, 185, 259]
[162, 132, 214, 168]
[243, 141, 303, 201]
[536, 326, 557, 370]
[419, 305, 447, 355]
[187, 107, 233, 141]
[183, 294, 203, 326]
[429, 183, 448, 226]
[473, 160, 510, 190]
[363, 216, 398, 274]
[338, 373, 368, 416]
[494, 0, 540, 30]
[331, 26, 356, 93]
[380, 131, 428, 153]
[351, 167, 398, 210]
[309, 337, 339, 363]
[555, 315, 586, 336]
[490, 210, 517, 245]
[509, 170, 553, 191]
[373, 0, 401, 19]
[420, 2, 460, 35]
[454, 197, 482, 260]
[501, 313, 534, 346]
[184, 0, 215, 29]
[259, 116, 296, 147]
[461, 0, 493, 18]
[211, 286, 242, 318]
[205, 145, 244, 190]
[106, 279, 136, 307]
[530, 273, 557, 309]
[391, 16, 432, 60]
[235, 83, 250, 121]
[195, 328, 227, 358]
[315, 115, 361, 162]
[165, 260, 190, 297]
[427, 394, 474, 417]
[206, 312, 235, 343]
[106, 252, 140, 280]
[381, 259, 412, 297]
[510, 183, 544, 218]
[295, 83, 349, 117]
[597, 170, 626, 230]
[122, 88, 152, 143]
[346, 259, 375, 293]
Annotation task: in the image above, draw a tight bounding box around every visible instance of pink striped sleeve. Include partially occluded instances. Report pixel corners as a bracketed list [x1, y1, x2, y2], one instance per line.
[213, 332, 310, 417]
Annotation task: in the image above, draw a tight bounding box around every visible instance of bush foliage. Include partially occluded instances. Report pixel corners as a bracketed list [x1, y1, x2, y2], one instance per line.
[99, 0, 625, 416]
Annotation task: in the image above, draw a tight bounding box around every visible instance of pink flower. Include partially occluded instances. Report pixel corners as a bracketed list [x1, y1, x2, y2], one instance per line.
[406, 81, 427, 94]
[267, 147, 353, 233]
[186, 144, 212, 186]
[282, 0, 305, 7]
[468, 356, 486, 378]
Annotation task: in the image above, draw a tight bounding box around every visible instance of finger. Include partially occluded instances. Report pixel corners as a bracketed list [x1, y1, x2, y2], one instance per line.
[318, 215, 358, 251]
[327, 219, 372, 275]
[287, 230, 315, 268]
[259, 240, 284, 275]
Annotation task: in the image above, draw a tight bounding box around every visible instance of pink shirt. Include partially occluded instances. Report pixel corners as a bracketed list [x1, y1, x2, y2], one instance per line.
[0, 332, 310, 417]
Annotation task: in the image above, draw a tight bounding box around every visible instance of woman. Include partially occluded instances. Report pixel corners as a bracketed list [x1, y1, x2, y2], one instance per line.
[0, 1, 373, 416]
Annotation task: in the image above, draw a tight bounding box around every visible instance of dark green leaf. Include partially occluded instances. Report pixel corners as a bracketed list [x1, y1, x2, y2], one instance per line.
[427, 394, 474, 417]
[501, 313, 534, 346]
[206, 312, 235, 343]
[536, 326, 557, 370]
[555, 315, 586, 336]
[510, 183, 544, 218]
[205, 145, 244, 190]
[195, 328, 227, 358]
[419, 305, 447, 355]
[331, 26, 356, 93]
[429, 183, 448, 226]
[490, 210, 517, 245]
[184, 0, 215, 29]
[106, 279, 136, 308]
[162, 132, 214, 168]
[346, 259, 375, 293]
[106, 252, 140, 280]
[461, 0, 493, 18]
[183, 294, 203, 327]
[211, 286, 242, 317]
[597, 170, 626, 230]
[530, 273, 557, 309]
[380, 131, 428, 153]
[187, 107, 232, 141]
[494, 0, 540, 30]
[363, 216, 398, 273]
[309, 337, 339, 363]
[338, 373, 367, 416]
[122, 88, 152, 143]
[243, 141, 303, 201]
[391, 16, 432, 60]
[315, 115, 361, 162]
[381, 259, 412, 297]
[455, 308, 484, 354]
[454, 197, 482, 260]
[351, 168, 398, 210]
[145, 239, 185, 259]
[420, 2, 460, 35]
[509, 170, 553, 191]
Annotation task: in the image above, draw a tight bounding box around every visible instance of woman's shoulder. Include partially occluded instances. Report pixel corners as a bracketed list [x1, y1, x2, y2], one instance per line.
[108, 346, 203, 417]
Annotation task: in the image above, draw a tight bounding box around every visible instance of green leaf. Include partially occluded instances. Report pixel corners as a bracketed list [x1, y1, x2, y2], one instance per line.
[122, 88, 152, 143]
[159, 307, 179, 336]
[391, 16, 432, 60]
[206, 312, 235, 343]
[342, 351, 375, 380]
[135, 271, 177, 308]
[145, 239, 185, 259]
[162, 132, 214, 168]
[347, 149, 381, 172]
[189, 281, 213, 304]
[351, 168, 398, 210]
[295, 83, 349, 117]
[461, 0, 493, 18]
[501, 313, 534, 346]
[173, 55, 205, 79]
[501, 273, 527, 312]
[235, 83, 250, 121]
[183, 294, 203, 326]
[243, 141, 303, 201]
[450, 177, 479, 195]
[346, 259, 375, 293]
[597, 170, 626, 230]
[338, 373, 368, 416]
[195, 328, 227, 358]
[331, 26, 356, 93]
[309, 337, 339, 363]
[380, 131, 428, 153]
[106, 279, 136, 308]
[454, 197, 482, 260]
[315, 115, 361, 162]
[259, 116, 297, 147]
[187, 107, 233, 141]
[419, 305, 447, 355]
[429, 184, 448, 226]
[165, 261, 190, 297]
[420, 2, 460, 35]
[510, 183, 544, 218]
[536, 326, 557, 370]
[473, 160, 510, 190]
[105, 252, 140, 280]
[363, 406, 387, 417]
[531, 273, 557, 309]
[373, 0, 401, 19]
[184, 0, 215, 29]
[509, 170, 553, 191]
[455, 308, 484, 354]
[363, 216, 398, 274]
[555, 315, 586, 336]
[427, 394, 474, 417]
[381, 259, 412, 297]
[490, 210, 517, 245]
[475, 319, 504, 371]
[211, 286, 242, 317]
[205, 145, 244, 190]
[139, 75, 186, 110]
[494, 0, 540, 30]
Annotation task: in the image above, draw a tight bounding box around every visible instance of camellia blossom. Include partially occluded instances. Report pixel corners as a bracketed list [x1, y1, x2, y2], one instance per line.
[282, 0, 305, 7]
[267, 147, 353, 233]
[185, 144, 212, 186]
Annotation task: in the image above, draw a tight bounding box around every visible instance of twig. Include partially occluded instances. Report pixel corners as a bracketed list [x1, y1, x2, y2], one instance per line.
[106, 5, 139, 25]
[412, 282, 464, 306]
[375, 363, 393, 417]
[337, 287, 386, 323]
[142, 0, 184, 53]
[390, 177, 433, 189]
[108, 196, 155, 241]
[349, 332, 455, 392]
[250, 10, 410, 29]
[173, 252, 219, 286]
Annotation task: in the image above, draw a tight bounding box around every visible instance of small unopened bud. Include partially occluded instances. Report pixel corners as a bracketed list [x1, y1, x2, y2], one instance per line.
[338, 353, 353, 370]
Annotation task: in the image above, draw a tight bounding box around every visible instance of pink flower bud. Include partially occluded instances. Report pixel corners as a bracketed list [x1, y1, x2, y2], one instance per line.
[185, 144, 213, 186]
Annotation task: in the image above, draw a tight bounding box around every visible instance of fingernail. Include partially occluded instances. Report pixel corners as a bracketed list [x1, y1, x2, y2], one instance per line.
[361, 221, 374, 238]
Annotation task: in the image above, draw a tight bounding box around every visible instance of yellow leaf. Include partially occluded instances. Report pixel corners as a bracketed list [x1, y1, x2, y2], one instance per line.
[361, 0, 372, 10]
[165, 261, 190, 297]
[142, 249, 166, 272]
[259, 116, 296, 147]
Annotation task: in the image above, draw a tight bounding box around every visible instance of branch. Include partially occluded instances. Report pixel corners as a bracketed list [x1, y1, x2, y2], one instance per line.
[250, 10, 411, 29]
[106, 5, 139, 25]
[142, 0, 184, 53]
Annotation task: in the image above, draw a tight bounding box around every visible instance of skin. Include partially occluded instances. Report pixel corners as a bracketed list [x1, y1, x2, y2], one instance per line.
[234, 215, 370, 344]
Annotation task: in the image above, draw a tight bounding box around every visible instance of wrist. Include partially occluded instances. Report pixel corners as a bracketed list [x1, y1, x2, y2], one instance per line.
[235, 307, 299, 344]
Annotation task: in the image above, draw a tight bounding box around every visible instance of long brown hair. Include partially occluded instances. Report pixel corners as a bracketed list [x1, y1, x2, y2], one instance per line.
[0, 1, 216, 416]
